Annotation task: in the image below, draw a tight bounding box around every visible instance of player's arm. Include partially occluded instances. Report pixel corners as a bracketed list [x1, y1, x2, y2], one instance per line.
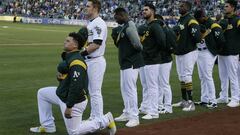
[126, 21, 143, 51]
[111, 26, 120, 47]
[188, 19, 201, 43]
[66, 60, 87, 109]
[83, 40, 102, 55]
[137, 25, 146, 43]
[151, 23, 166, 50]
[81, 23, 105, 56]
[219, 19, 228, 31]
[211, 23, 226, 47]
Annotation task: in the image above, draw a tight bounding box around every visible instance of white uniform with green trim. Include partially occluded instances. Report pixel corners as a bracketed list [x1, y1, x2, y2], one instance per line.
[86, 16, 107, 119]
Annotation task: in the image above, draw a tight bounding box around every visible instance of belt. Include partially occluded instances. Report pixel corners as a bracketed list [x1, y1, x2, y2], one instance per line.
[84, 55, 102, 60]
[197, 47, 207, 51]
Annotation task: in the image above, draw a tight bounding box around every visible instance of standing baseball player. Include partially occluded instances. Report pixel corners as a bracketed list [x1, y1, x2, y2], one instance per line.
[172, 1, 201, 111]
[80, 0, 107, 119]
[217, 0, 240, 107]
[141, 3, 166, 119]
[238, 55, 240, 99]
[193, 9, 225, 109]
[111, 7, 144, 127]
[137, 23, 148, 115]
[30, 32, 116, 135]
[154, 14, 174, 114]
[238, 55, 240, 100]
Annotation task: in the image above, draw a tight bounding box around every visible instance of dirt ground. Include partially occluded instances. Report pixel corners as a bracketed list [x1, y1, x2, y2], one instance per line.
[117, 107, 240, 135]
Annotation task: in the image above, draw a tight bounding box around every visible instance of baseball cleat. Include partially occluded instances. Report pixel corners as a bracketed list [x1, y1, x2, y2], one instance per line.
[182, 100, 195, 112]
[206, 102, 217, 109]
[125, 119, 139, 127]
[158, 105, 164, 112]
[227, 101, 240, 108]
[172, 100, 187, 107]
[159, 108, 173, 114]
[194, 101, 208, 107]
[114, 113, 128, 122]
[142, 114, 159, 120]
[106, 112, 117, 135]
[216, 98, 229, 104]
[30, 126, 56, 133]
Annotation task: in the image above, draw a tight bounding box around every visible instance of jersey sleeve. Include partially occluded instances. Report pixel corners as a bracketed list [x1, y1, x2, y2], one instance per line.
[188, 19, 201, 43]
[219, 19, 228, 30]
[92, 21, 106, 41]
[126, 21, 143, 51]
[111, 26, 121, 47]
[211, 23, 226, 46]
[151, 22, 166, 50]
[66, 60, 87, 108]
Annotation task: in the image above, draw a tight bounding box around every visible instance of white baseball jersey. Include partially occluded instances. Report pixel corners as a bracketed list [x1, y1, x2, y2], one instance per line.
[87, 16, 107, 57]
[86, 16, 107, 119]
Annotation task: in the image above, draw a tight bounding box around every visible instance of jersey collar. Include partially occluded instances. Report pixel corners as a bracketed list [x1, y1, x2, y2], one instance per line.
[89, 16, 99, 22]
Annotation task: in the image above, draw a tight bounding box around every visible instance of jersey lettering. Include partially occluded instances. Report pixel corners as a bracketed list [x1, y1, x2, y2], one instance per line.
[140, 31, 149, 42]
[73, 71, 80, 78]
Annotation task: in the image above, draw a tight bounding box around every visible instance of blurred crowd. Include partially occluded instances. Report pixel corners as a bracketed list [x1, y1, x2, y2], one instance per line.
[0, 0, 240, 23]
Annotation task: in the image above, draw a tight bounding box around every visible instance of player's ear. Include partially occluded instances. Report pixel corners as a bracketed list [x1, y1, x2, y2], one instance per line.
[73, 41, 78, 48]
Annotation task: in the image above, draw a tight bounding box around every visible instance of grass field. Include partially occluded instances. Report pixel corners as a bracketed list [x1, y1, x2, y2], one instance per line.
[0, 21, 225, 135]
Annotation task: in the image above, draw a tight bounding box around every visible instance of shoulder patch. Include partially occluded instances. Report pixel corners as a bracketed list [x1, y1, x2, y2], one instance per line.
[211, 23, 222, 29]
[70, 60, 87, 70]
[94, 26, 102, 37]
[188, 19, 199, 26]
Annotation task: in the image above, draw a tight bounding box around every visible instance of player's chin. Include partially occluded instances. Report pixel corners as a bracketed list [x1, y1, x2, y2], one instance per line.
[143, 16, 148, 19]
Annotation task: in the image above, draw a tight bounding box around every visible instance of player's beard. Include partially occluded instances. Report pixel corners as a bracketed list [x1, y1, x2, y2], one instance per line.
[87, 13, 93, 20]
[116, 19, 125, 25]
[179, 10, 187, 15]
[143, 13, 151, 20]
[179, 6, 188, 16]
[224, 10, 233, 16]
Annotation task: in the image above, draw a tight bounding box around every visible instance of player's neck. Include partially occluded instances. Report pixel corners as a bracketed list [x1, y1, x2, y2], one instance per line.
[147, 16, 155, 23]
[67, 49, 79, 53]
[181, 12, 189, 17]
[89, 13, 99, 21]
[123, 18, 129, 24]
[226, 12, 235, 18]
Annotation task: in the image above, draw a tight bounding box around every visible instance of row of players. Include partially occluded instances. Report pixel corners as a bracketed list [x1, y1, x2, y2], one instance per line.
[29, 0, 240, 134]
[111, 0, 240, 128]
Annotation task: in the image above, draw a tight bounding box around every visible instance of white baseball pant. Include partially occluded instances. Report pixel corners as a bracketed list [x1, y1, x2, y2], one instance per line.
[37, 87, 109, 135]
[144, 64, 160, 116]
[197, 49, 217, 104]
[139, 66, 148, 112]
[86, 56, 106, 119]
[218, 55, 239, 102]
[238, 60, 240, 99]
[176, 50, 198, 83]
[120, 68, 139, 120]
[158, 62, 173, 112]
